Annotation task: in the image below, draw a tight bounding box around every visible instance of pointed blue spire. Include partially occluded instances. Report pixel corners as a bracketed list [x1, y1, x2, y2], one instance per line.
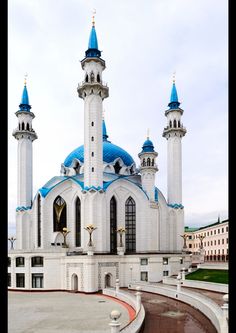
[85, 22, 101, 58]
[88, 26, 98, 49]
[102, 119, 109, 141]
[19, 82, 31, 112]
[168, 81, 180, 109]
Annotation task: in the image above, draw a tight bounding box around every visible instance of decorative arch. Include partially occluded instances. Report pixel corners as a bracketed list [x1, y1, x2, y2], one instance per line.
[75, 197, 81, 247]
[173, 119, 177, 128]
[147, 157, 151, 166]
[110, 196, 117, 253]
[104, 273, 113, 288]
[53, 196, 67, 232]
[125, 196, 136, 253]
[71, 273, 78, 291]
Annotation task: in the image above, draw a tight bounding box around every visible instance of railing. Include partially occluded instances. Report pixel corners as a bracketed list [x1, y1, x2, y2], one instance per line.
[103, 287, 145, 333]
[128, 282, 228, 333]
[78, 80, 108, 87]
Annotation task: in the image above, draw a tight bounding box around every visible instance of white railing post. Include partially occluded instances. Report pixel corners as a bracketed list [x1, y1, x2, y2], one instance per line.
[135, 286, 142, 315]
[115, 279, 120, 296]
[221, 294, 228, 322]
[181, 267, 186, 280]
[177, 274, 182, 293]
[109, 310, 121, 333]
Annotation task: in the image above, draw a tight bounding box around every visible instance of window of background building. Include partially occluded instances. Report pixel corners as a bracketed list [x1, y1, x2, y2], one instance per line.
[218, 249, 220, 254]
[214, 250, 216, 254]
[32, 273, 44, 288]
[163, 258, 168, 265]
[211, 241, 213, 246]
[222, 249, 224, 254]
[163, 271, 169, 276]
[8, 257, 11, 267]
[189, 244, 192, 248]
[214, 240, 216, 245]
[211, 231, 213, 235]
[16, 273, 25, 287]
[226, 227, 228, 232]
[222, 239, 224, 244]
[16, 257, 25, 267]
[207, 232, 209, 236]
[8, 273, 11, 287]
[218, 229, 220, 234]
[218, 239, 220, 245]
[226, 238, 228, 244]
[31, 256, 43, 267]
[140, 258, 148, 265]
[180, 258, 183, 264]
[222, 228, 224, 233]
[214, 230, 216, 235]
[188, 235, 192, 239]
[140, 271, 148, 281]
[208, 241, 209, 246]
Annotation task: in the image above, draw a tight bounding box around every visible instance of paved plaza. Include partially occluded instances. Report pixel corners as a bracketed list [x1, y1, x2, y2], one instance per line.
[8, 291, 131, 333]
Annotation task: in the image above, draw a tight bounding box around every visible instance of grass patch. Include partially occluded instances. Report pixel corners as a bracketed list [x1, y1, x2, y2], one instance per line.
[185, 269, 228, 284]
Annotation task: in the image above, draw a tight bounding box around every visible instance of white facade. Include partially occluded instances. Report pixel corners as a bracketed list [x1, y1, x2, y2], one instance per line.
[8, 23, 190, 292]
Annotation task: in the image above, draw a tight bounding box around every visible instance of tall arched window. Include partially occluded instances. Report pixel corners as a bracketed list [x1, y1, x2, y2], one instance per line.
[147, 158, 151, 166]
[125, 197, 136, 253]
[53, 196, 67, 232]
[22, 122, 25, 130]
[173, 119, 177, 128]
[110, 196, 117, 253]
[37, 194, 41, 247]
[75, 197, 81, 247]
[26, 123, 30, 131]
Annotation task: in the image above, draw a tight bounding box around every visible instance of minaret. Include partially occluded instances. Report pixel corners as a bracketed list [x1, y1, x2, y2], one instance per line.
[138, 132, 158, 201]
[12, 78, 37, 208]
[162, 78, 186, 206]
[77, 16, 109, 188]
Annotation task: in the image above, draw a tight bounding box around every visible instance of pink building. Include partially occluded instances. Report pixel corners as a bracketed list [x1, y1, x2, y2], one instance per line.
[184, 219, 228, 262]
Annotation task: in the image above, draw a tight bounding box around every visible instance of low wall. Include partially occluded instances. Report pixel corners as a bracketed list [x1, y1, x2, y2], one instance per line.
[163, 277, 228, 293]
[128, 282, 228, 333]
[103, 288, 145, 333]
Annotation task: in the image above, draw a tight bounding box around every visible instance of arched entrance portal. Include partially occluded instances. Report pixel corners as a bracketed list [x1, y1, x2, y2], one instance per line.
[71, 274, 78, 292]
[105, 273, 112, 288]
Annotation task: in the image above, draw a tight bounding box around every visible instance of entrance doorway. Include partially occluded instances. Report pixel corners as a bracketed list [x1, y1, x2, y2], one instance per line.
[105, 274, 112, 288]
[71, 274, 78, 292]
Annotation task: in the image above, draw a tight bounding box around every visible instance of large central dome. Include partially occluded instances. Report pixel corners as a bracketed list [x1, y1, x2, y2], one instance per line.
[64, 121, 135, 168]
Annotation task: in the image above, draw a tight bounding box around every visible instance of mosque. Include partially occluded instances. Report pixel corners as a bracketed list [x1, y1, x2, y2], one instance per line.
[8, 20, 191, 292]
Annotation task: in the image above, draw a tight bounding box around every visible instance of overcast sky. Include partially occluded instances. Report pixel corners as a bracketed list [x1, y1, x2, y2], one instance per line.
[8, 0, 228, 236]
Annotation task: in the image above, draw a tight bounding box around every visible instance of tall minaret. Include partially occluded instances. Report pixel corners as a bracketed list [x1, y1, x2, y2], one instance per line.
[77, 16, 109, 188]
[138, 133, 158, 201]
[13, 78, 37, 208]
[162, 78, 186, 206]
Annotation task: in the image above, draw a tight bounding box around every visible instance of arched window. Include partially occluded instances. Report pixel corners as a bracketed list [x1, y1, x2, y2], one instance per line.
[26, 123, 30, 131]
[110, 196, 117, 253]
[147, 158, 151, 166]
[178, 120, 181, 127]
[125, 197, 136, 253]
[85, 74, 88, 82]
[169, 120, 172, 128]
[152, 159, 154, 166]
[91, 136, 94, 141]
[114, 161, 122, 174]
[90, 72, 94, 83]
[142, 159, 146, 167]
[53, 196, 67, 232]
[22, 122, 25, 130]
[37, 194, 41, 247]
[173, 119, 177, 128]
[75, 197, 81, 247]
[97, 74, 100, 82]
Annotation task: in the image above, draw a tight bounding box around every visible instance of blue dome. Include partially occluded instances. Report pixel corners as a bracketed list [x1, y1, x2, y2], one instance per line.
[141, 139, 155, 152]
[64, 141, 134, 167]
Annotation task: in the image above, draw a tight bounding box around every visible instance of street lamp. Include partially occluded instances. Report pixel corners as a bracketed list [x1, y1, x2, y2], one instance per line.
[180, 234, 188, 249]
[197, 234, 206, 249]
[59, 227, 70, 248]
[8, 236, 16, 250]
[84, 224, 97, 246]
[117, 227, 126, 247]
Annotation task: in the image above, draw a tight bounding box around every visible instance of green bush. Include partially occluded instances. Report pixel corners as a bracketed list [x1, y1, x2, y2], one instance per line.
[185, 269, 228, 284]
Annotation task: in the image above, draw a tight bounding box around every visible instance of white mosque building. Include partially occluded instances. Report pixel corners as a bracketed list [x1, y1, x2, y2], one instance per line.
[8, 21, 191, 292]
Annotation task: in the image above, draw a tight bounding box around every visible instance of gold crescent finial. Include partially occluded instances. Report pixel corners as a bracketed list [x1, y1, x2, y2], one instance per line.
[92, 8, 96, 27]
[24, 73, 28, 86]
[173, 71, 176, 83]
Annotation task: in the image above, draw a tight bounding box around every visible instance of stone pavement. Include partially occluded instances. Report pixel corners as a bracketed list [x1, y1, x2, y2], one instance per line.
[8, 291, 131, 333]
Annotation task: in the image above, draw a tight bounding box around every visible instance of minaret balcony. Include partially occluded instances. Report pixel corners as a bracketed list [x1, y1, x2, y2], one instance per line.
[77, 81, 109, 98]
[12, 128, 38, 141]
[162, 126, 187, 138]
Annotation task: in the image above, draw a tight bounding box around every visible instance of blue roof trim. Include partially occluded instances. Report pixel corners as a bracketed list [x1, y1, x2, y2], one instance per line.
[16, 206, 31, 212]
[168, 203, 184, 209]
[38, 176, 84, 198]
[103, 176, 149, 200]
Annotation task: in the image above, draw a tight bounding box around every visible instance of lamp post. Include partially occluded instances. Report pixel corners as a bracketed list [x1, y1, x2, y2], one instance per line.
[180, 234, 188, 251]
[59, 227, 70, 248]
[8, 236, 16, 250]
[84, 224, 97, 246]
[117, 227, 126, 247]
[197, 234, 206, 249]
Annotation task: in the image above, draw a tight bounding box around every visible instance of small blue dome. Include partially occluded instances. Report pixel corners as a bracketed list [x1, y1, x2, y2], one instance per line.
[141, 139, 155, 152]
[64, 141, 134, 167]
